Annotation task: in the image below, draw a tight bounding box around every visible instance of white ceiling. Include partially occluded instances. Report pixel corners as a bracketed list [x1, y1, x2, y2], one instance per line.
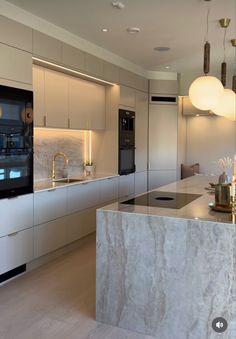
[4, 0, 236, 73]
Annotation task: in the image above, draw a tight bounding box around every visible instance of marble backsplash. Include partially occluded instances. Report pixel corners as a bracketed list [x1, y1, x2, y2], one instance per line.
[34, 129, 85, 181]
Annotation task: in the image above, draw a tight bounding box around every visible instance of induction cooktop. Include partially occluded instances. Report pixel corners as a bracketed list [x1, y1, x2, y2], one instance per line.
[122, 191, 202, 209]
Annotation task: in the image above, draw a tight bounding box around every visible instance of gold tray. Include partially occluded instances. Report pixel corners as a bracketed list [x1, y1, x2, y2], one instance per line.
[209, 202, 232, 213]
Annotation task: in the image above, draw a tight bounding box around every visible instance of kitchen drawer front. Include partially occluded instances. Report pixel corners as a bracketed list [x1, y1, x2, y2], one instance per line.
[118, 174, 135, 198]
[67, 207, 96, 244]
[67, 181, 100, 214]
[0, 194, 33, 238]
[34, 217, 68, 258]
[135, 171, 147, 195]
[0, 227, 34, 274]
[99, 177, 118, 204]
[34, 188, 67, 225]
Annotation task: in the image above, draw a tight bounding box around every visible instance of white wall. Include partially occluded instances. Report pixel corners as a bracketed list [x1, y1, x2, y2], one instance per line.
[185, 115, 236, 176]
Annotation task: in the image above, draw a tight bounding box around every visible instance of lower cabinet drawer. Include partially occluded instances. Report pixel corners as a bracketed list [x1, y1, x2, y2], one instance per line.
[0, 228, 34, 274]
[34, 216, 68, 258]
[67, 207, 96, 244]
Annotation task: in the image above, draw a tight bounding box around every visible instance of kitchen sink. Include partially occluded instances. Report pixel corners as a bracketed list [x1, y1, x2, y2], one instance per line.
[53, 178, 86, 184]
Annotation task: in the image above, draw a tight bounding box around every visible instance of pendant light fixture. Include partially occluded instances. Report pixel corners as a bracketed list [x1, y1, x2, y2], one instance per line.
[211, 18, 236, 121]
[189, 0, 224, 111]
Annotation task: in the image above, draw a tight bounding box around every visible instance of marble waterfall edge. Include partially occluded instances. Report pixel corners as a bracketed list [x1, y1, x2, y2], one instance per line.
[96, 210, 236, 339]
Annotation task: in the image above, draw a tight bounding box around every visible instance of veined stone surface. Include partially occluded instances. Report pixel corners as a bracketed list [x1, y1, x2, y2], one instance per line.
[96, 176, 236, 338]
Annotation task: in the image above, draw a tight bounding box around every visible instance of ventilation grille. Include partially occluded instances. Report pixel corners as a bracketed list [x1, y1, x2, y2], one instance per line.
[150, 95, 177, 104]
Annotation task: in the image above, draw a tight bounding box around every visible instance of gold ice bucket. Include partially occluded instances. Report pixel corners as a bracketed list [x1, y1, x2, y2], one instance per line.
[214, 183, 231, 207]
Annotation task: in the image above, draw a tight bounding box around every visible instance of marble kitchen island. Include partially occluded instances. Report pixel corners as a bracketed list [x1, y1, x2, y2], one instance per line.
[96, 175, 236, 339]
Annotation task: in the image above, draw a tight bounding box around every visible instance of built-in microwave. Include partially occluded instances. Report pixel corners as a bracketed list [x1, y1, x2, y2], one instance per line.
[0, 85, 33, 199]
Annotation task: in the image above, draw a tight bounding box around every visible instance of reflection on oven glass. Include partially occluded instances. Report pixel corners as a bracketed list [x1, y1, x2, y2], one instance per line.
[10, 169, 21, 179]
[0, 167, 27, 180]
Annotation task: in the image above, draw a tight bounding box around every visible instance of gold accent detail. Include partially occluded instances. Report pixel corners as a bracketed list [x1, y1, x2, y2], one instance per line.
[219, 18, 231, 28]
[231, 39, 236, 47]
[52, 152, 69, 181]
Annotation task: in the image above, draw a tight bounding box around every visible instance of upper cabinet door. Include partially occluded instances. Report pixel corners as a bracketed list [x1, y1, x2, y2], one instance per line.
[85, 53, 103, 78]
[119, 85, 135, 108]
[69, 77, 105, 130]
[44, 69, 69, 128]
[33, 31, 62, 63]
[62, 44, 85, 71]
[0, 15, 32, 52]
[33, 65, 45, 127]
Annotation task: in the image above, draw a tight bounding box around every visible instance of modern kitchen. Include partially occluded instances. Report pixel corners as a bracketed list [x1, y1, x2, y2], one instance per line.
[0, 0, 235, 338]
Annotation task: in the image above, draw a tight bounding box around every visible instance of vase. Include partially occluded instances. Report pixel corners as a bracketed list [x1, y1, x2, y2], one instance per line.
[84, 165, 94, 176]
[218, 172, 230, 184]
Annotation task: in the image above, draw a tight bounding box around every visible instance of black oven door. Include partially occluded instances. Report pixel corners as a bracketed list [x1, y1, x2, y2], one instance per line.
[119, 147, 135, 175]
[0, 149, 33, 198]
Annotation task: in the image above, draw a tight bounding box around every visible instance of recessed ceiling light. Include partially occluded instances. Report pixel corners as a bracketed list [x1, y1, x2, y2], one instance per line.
[101, 28, 109, 32]
[154, 46, 170, 52]
[111, 1, 125, 9]
[164, 66, 170, 69]
[127, 27, 141, 34]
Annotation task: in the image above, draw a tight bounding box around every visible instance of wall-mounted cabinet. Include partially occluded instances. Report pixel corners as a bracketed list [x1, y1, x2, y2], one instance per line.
[0, 15, 32, 52]
[69, 76, 105, 130]
[103, 61, 119, 83]
[119, 85, 135, 108]
[62, 43, 85, 71]
[33, 31, 62, 63]
[33, 65, 106, 130]
[85, 53, 104, 78]
[0, 44, 32, 85]
[44, 69, 69, 128]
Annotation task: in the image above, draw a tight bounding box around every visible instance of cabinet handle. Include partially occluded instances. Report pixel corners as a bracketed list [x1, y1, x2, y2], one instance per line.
[8, 195, 19, 200]
[48, 188, 56, 192]
[43, 115, 46, 127]
[82, 182, 89, 185]
[68, 118, 70, 128]
[8, 231, 19, 237]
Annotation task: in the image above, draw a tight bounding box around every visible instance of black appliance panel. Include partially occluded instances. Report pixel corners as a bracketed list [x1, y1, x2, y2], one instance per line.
[0, 85, 33, 136]
[119, 148, 135, 175]
[118, 109, 135, 175]
[121, 191, 202, 209]
[0, 85, 33, 198]
[0, 148, 33, 198]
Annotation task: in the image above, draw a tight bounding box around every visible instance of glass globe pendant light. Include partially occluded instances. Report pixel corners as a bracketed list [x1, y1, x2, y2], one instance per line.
[189, 0, 224, 111]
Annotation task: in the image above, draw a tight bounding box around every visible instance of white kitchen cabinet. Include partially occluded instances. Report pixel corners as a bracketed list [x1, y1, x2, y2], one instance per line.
[0, 15, 32, 52]
[33, 31, 62, 63]
[103, 61, 119, 83]
[0, 194, 33, 238]
[0, 43, 32, 85]
[67, 207, 96, 244]
[118, 174, 135, 198]
[149, 104, 178, 170]
[135, 171, 147, 195]
[67, 181, 100, 214]
[44, 69, 69, 128]
[149, 79, 179, 95]
[69, 76, 105, 130]
[34, 187, 67, 226]
[34, 216, 68, 258]
[148, 170, 177, 190]
[135, 90, 148, 172]
[119, 68, 136, 88]
[33, 65, 45, 127]
[85, 53, 103, 77]
[62, 43, 85, 71]
[119, 85, 135, 108]
[99, 177, 118, 204]
[0, 227, 34, 274]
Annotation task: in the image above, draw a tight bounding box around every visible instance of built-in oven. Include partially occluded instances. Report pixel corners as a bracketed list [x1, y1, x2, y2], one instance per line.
[0, 85, 33, 198]
[118, 109, 135, 175]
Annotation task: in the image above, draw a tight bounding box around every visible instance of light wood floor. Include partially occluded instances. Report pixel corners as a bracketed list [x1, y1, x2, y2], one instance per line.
[0, 234, 155, 339]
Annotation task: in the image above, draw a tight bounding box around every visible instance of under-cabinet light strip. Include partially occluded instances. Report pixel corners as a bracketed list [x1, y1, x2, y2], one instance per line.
[32, 57, 116, 86]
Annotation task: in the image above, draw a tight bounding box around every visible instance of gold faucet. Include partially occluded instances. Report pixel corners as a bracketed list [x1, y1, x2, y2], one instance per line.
[52, 152, 69, 180]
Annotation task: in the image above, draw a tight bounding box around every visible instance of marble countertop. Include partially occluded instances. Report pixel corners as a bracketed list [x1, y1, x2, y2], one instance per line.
[34, 173, 119, 192]
[100, 175, 235, 225]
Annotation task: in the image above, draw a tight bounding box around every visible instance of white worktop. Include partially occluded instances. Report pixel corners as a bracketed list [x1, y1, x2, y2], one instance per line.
[34, 173, 119, 192]
[100, 175, 234, 225]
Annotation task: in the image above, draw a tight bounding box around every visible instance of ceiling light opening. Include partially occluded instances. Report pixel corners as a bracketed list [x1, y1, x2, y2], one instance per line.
[127, 27, 141, 34]
[154, 47, 170, 52]
[111, 1, 125, 9]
